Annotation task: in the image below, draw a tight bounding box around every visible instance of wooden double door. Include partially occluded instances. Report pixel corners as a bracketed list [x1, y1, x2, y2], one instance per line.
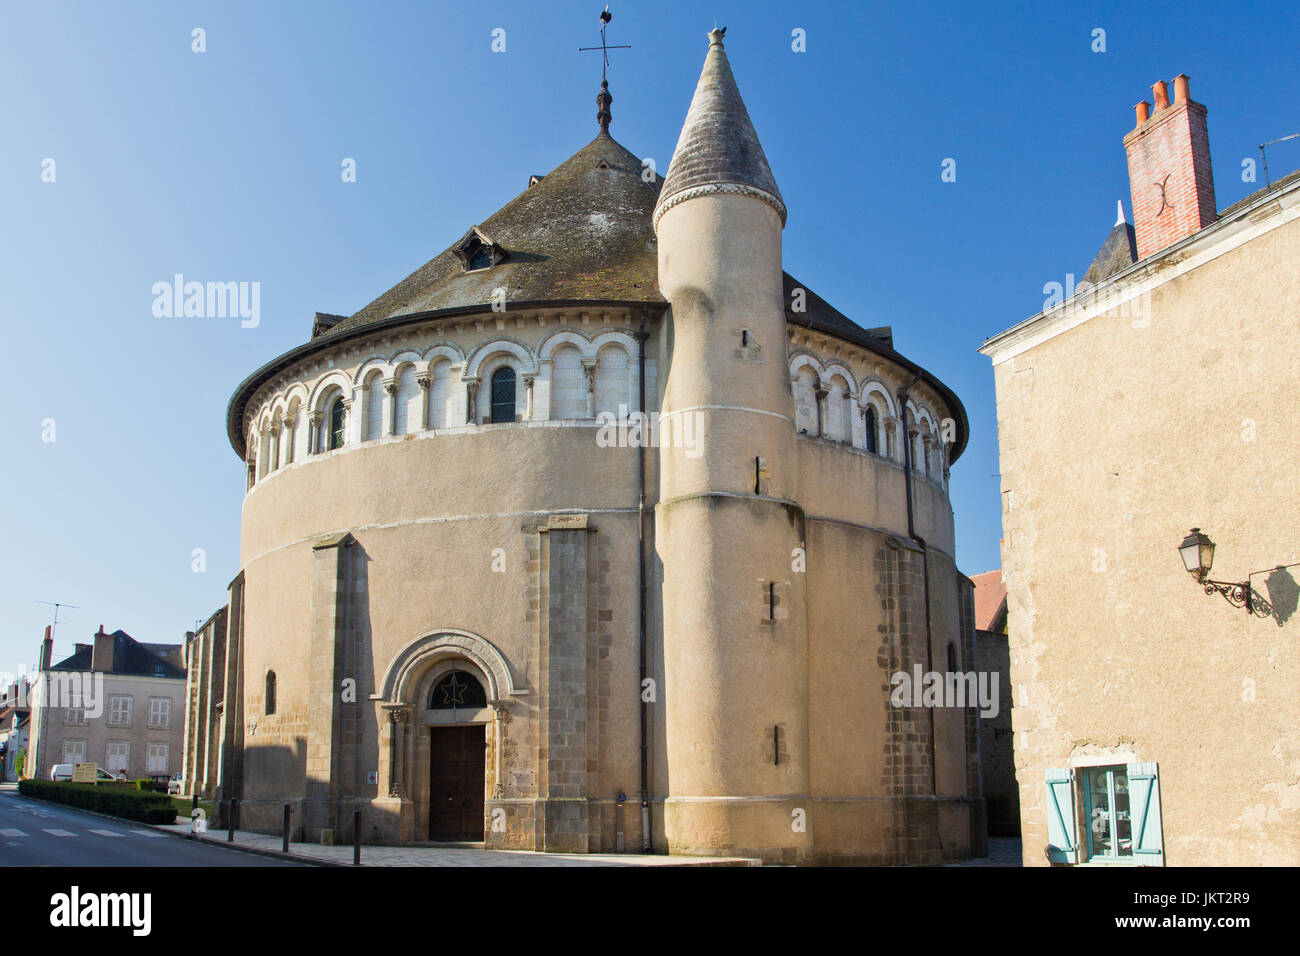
[428, 725, 486, 841]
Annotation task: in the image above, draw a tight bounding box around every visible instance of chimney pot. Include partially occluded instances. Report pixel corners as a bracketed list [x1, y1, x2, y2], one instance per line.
[1173, 74, 1190, 104]
[1134, 101, 1151, 125]
[1152, 80, 1170, 111]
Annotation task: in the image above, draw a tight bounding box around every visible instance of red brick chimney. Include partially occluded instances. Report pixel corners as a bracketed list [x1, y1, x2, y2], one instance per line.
[1123, 74, 1217, 260]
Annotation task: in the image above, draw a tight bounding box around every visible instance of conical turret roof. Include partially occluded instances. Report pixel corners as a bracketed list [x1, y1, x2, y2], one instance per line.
[654, 28, 785, 228]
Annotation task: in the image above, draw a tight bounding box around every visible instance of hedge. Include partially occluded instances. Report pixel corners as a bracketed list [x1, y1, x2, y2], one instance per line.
[18, 779, 178, 824]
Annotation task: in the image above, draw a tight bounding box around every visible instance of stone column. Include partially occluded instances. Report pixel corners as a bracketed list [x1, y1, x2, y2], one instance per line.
[270, 422, 282, 471]
[582, 359, 598, 418]
[522, 373, 536, 421]
[385, 705, 411, 798]
[416, 373, 432, 430]
[465, 379, 480, 424]
[284, 414, 296, 464]
[814, 383, 829, 437]
[383, 379, 398, 436]
[884, 416, 900, 461]
[309, 411, 323, 455]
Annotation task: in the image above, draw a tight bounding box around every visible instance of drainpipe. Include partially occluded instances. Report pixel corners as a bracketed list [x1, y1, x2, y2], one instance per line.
[636, 307, 651, 851]
[898, 377, 938, 796]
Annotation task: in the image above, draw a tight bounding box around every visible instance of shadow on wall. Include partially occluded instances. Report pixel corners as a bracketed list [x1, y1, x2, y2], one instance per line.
[243, 739, 307, 801]
[1263, 566, 1298, 627]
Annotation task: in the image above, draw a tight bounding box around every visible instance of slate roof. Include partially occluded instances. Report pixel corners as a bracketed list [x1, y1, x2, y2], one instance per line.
[332, 133, 665, 335]
[50, 630, 186, 680]
[655, 28, 785, 224]
[1080, 220, 1138, 287]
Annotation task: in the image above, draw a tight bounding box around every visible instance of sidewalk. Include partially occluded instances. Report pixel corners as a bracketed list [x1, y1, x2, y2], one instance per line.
[156, 821, 762, 867]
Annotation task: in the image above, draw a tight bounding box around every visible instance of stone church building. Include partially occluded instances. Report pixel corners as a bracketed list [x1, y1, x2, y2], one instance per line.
[211, 29, 981, 863]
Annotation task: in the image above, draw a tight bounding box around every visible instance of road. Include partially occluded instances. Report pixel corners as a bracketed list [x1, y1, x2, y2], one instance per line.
[0, 791, 304, 866]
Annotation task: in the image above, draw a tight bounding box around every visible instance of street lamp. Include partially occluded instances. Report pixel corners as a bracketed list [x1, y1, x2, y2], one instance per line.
[1177, 527, 1270, 617]
[1177, 527, 1215, 582]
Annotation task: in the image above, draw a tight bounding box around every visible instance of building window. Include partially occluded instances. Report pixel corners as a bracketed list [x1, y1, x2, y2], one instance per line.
[429, 670, 487, 711]
[327, 397, 346, 450]
[947, 642, 959, 673]
[1084, 765, 1133, 860]
[1045, 763, 1165, 866]
[64, 692, 86, 726]
[467, 245, 492, 271]
[146, 742, 169, 775]
[108, 695, 133, 728]
[864, 406, 879, 454]
[148, 697, 171, 729]
[490, 367, 516, 424]
[105, 741, 130, 776]
[265, 671, 276, 715]
[63, 739, 87, 763]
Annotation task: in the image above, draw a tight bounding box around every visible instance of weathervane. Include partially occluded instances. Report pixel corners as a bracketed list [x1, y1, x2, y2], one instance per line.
[578, 6, 630, 82]
[579, 6, 630, 135]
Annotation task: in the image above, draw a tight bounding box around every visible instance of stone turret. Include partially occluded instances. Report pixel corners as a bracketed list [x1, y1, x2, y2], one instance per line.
[654, 28, 812, 863]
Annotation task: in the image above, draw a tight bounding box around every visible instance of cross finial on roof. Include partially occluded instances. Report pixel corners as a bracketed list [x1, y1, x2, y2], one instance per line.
[578, 5, 631, 135]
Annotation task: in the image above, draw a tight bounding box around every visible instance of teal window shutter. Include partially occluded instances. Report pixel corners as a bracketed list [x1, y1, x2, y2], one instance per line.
[1044, 768, 1078, 863]
[1127, 762, 1165, 866]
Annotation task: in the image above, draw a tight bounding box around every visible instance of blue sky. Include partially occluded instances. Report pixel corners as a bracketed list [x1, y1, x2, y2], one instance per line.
[3, 0, 1298, 674]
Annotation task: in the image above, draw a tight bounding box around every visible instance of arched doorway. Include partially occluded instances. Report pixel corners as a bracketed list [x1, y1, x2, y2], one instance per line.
[376, 629, 521, 844]
[424, 668, 489, 841]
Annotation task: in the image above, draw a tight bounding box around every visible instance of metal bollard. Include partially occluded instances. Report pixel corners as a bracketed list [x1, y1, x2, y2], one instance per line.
[228, 799, 237, 842]
[283, 803, 292, 853]
[192, 793, 198, 813]
[353, 808, 361, 865]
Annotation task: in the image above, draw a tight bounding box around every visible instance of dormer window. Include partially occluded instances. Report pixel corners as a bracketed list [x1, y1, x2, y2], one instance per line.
[452, 226, 506, 273]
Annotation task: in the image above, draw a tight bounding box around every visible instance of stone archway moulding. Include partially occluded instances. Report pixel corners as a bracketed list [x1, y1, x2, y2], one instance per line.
[378, 629, 523, 704]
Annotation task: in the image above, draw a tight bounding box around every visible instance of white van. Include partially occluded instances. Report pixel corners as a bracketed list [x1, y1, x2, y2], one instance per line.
[49, 763, 119, 783]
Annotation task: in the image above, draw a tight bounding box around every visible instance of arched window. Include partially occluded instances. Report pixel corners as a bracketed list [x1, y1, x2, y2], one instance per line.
[265, 671, 276, 715]
[947, 642, 959, 674]
[429, 670, 487, 711]
[490, 367, 516, 424]
[327, 396, 346, 450]
[864, 406, 879, 454]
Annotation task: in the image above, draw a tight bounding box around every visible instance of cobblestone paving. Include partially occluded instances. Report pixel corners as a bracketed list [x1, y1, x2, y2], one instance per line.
[942, 837, 1022, 866]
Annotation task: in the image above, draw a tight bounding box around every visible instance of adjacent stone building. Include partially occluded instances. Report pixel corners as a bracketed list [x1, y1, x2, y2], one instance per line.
[970, 569, 1019, 837]
[212, 29, 983, 862]
[981, 76, 1300, 866]
[24, 627, 187, 782]
[180, 607, 232, 799]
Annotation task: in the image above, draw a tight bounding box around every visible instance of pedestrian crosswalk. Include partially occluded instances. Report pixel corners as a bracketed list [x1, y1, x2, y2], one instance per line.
[1, 823, 172, 841]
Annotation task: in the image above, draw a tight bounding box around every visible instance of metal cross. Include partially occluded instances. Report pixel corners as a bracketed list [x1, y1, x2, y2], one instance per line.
[578, 6, 630, 82]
